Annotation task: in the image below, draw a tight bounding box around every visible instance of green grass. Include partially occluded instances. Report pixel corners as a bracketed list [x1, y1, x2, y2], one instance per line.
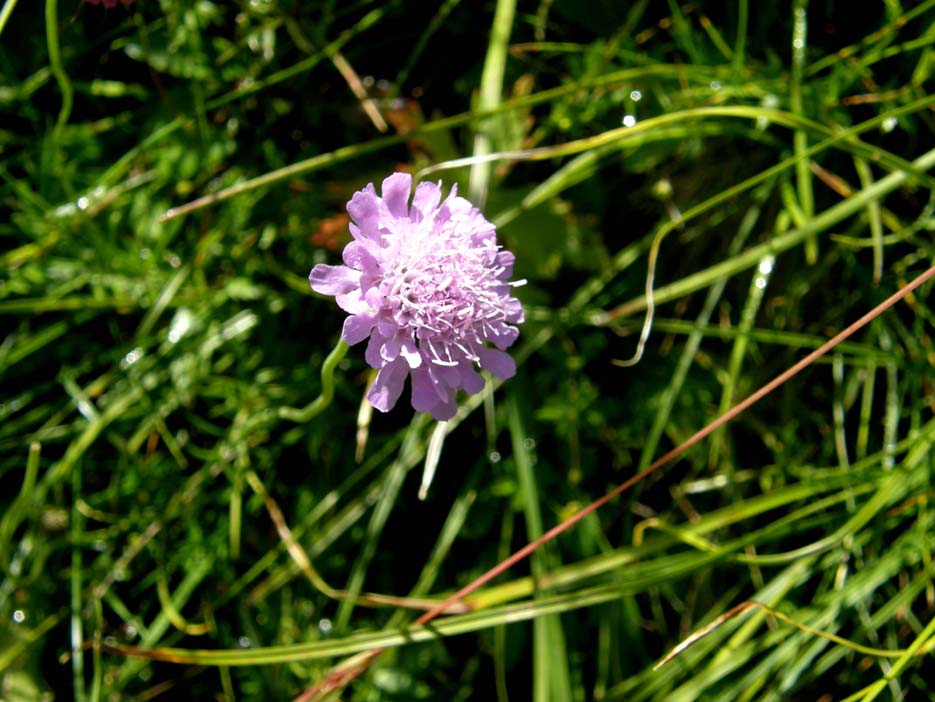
[1, 1, 935, 700]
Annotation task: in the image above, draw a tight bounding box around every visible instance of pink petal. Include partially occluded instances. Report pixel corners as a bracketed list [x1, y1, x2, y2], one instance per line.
[411, 367, 458, 419]
[429, 395, 458, 421]
[410, 367, 444, 412]
[365, 331, 386, 368]
[342, 241, 379, 274]
[379, 332, 421, 366]
[335, 290, 369, 314]
[364, 286, 383, 308]
[367, 359, 409, 413]
[495, 250, 515, 279]
[342, 314, 376, 345]
[411, 181, 442, 221]
[435, 364, 463, 388]
[347, 184, 381, 240]
[381, 333, 401, 362]
[504, 298, 524, 324]
[469, 230, 497, 248]
[445, 194, 473, 216]
[309, 264, 360, 296]
[376, 319, 399, 337]
[477, 347, 516, 380]
[457, 361, 485, 395]
[484, 323, 520, 350]
[399, 337, 422, 368]
[380, 173, 412, 218]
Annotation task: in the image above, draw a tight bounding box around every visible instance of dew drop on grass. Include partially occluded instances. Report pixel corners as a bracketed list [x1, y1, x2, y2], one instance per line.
[122, 348, 143, 368]
[167, 309, 194, 344]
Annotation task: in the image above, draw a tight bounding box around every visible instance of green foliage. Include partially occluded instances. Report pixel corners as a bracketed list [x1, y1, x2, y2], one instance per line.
[1, 0, 934, 700]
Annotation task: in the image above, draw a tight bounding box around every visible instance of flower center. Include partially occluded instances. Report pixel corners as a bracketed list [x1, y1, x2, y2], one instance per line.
[382, 228, 508, 364]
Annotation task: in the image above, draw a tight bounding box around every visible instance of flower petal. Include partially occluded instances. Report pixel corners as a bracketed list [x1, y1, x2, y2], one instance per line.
[411, 181, 442, 221]
[445, 192, 474, 216]
[335, 290, 369, 314]
[504, 297, 524, 324]
[428, 395, 458, 421]
[342, 241, 379, 274]
[477, 346, 516, 380]
[484, 322, 520, 350]
[367, 359, 409, 413]
[495, 250, 515, 279]
[399, 336, 422, 368]
[411, 367, 458, 419]
[410, 367, 443, 412]
[380, 173, 412, 218]
[376, 319, 399, 338]
[365, 331, 386, 368]
[435, 364, 463, 388]
[309, 264, 360, 296]
[381, 333, 402, 362]
[342, 313, 376, 345]
[457, 361, 485, 395]
[347, 184, 381, 241]
[364, 286, 383, 309]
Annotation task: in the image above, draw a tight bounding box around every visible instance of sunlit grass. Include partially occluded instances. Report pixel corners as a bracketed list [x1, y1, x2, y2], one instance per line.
[1, 1, 934, 700]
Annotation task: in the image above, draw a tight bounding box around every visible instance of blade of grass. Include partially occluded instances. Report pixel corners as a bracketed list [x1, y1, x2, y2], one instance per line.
[596, 145, 935, 322]
[790, 0, 815, 263]
[707, 254, 774, 469]
[0, 0, 19, 37]
[853, 157, 884, 283]
[509, 399, 571, 702]
[154, 65, 733, 221]
[71, 460, 87, 702]
[638, 188, 767, 470]
[44, 0, 73, 197]
[469, 0, 516, 205]
[333, 421, 423, 631]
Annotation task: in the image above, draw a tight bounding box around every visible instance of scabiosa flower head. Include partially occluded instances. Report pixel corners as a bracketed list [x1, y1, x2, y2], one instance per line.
[309, 172, 525, 421]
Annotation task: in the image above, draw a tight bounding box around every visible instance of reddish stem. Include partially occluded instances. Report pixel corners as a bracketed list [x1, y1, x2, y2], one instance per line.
[299, 262, 935, 701]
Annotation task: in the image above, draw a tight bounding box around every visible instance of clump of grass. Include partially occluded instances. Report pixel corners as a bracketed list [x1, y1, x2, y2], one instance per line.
[1, 1, 934, 701]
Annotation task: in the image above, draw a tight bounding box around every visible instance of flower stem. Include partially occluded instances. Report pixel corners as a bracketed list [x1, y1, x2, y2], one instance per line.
[279, 338, 349, 422]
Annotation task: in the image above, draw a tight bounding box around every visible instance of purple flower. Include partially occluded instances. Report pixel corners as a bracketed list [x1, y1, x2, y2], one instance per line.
[309, 173, 524, 421]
